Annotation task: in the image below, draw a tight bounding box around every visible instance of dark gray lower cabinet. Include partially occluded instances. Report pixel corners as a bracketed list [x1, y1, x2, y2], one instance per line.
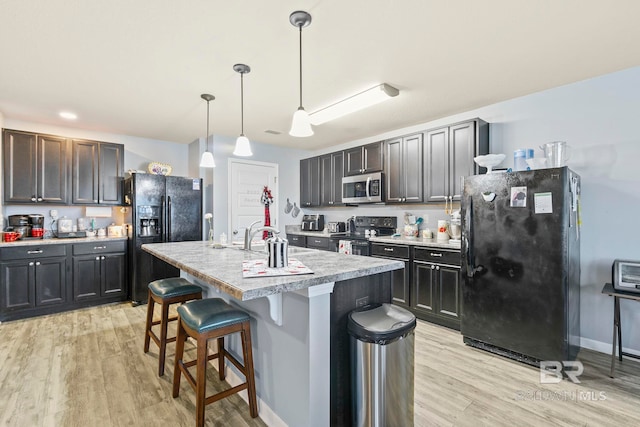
[412, 247, 461, 330]
[370, 243, 411, 307]
[73, 241, 127, 301]
[0, 245, 68, 319]
[0, 240, 128, 321]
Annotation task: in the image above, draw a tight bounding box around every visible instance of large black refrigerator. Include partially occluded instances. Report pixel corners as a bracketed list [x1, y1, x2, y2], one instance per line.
[461, 167, 581, 364]
[124, 174, 203, 304]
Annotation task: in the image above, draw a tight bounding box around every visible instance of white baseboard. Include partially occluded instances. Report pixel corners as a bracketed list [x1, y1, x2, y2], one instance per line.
[580, 337, 640, 358]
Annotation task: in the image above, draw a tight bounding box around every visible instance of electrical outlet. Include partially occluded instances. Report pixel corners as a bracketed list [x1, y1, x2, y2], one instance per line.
[356, 296, 369, 307]
[49, 209, 58, 219]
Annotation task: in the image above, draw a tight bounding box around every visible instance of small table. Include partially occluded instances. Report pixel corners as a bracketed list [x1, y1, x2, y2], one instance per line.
[601, 282, 640, 377]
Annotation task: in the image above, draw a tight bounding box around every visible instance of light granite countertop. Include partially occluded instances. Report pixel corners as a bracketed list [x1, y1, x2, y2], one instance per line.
[0, 236, 128, 247]
[368, 235, 462, 250]
[142, 240, 404, 301]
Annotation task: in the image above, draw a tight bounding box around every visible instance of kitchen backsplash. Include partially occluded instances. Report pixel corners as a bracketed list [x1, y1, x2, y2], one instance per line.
[2, 205, 130, 232]
[295, 203, 458, 234]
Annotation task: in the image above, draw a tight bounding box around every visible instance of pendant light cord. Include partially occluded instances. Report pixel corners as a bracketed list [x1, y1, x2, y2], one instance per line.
[298, 25, 303, 108]
[206, 100, 210, 150]
[240, 73, 245, 135]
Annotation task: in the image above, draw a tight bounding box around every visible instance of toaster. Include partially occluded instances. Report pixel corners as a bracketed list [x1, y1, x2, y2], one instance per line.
[612, 259, 640, 293]
[327, 221, 346, 233]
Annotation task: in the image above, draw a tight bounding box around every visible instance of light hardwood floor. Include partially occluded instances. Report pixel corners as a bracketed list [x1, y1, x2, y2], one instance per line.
[1, 302, 639, 426]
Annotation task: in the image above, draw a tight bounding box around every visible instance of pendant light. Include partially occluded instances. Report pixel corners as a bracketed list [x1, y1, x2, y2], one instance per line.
[199, 93, 216, 168]
[289, 10, 313, 137]
[233, 64, 253, 157]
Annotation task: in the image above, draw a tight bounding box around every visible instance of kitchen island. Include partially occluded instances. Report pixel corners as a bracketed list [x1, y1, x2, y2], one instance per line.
[142, 241, 404, 427]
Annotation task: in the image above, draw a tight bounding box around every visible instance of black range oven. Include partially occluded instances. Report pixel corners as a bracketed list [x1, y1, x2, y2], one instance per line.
[330, 216, 397, 256]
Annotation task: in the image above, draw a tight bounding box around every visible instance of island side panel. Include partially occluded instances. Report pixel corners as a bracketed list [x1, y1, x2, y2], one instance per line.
[330, 272, 393, 427]
[196, 282, 331, 427]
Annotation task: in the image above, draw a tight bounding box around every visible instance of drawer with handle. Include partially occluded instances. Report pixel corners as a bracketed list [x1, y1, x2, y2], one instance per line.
[73, 241, 126, 255]
[413, 246, 460, 266]
[287, 234, 306, 247]
[370, 243, 410, 260]
[0, 244, 67, 260]
[306, 236, 330, 250]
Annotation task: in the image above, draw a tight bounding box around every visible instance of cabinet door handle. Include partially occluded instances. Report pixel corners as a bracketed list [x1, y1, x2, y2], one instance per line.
[431, 265, 435, 270]
[37, 197, 43, 202]
[31, 196, 37, 202]
[101, 256, 105, 260]
[430, 253, 443, 257]
[27, 250, 43, 254]
[436, 266, 440, 270]
[35, 262, 41, 266]
[29, 262, 34, 266]
[94, 246, 107, 250]
[384, 248, 394, 252]
[96, 256, 100, 260]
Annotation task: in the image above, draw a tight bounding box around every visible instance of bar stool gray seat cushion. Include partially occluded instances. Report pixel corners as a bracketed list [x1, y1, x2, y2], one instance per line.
[178, 298, 250, 333]
[149, 278, 202, 298]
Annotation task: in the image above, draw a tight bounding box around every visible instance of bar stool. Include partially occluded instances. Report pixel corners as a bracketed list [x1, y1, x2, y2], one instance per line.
[144, 278, 203, 376]
[172, 298, 258, 427]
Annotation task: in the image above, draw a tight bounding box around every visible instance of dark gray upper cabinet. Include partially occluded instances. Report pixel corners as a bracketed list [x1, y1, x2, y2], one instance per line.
[72, 140, 124, 205]
[344, 141, 384, 176]
[424, 119, 489, 203]
[2, 129, 68, 204]
[320, 151, 344, 206]
[385, 133, 423, 203]
[300, 156, 321, 207]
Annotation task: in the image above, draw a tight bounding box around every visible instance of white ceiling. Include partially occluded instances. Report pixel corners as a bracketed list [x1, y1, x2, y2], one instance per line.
[1, 0, 640, 150]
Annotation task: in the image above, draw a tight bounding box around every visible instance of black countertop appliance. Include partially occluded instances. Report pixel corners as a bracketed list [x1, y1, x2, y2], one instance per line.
[301, 214, 324, 231]
[461, 167, 581, 364]
[124, 174, 203, 304]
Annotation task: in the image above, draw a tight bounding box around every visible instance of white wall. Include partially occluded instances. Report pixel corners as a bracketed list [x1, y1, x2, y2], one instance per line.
[205, 134, 310, 241]
[303, 66, 640, 355]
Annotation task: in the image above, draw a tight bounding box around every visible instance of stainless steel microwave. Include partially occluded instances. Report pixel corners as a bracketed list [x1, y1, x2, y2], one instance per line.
[342, 172, 384, 204]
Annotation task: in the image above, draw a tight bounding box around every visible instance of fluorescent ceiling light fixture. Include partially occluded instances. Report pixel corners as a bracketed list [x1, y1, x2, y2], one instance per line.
[309, 83, 399, 125]
[59, 111, 77, 120]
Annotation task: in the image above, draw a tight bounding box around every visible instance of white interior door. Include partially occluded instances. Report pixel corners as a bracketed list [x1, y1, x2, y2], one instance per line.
[228, 159, 278, 244]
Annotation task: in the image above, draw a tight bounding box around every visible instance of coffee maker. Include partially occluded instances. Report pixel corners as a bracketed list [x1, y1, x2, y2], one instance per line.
[28, 214, 44, 238]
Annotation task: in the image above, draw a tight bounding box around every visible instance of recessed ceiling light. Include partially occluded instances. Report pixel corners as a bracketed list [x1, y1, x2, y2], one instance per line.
[59, 111, 77, 120]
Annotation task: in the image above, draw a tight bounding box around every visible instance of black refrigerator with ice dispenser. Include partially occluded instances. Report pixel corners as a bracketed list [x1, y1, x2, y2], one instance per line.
[461, 167, 581, 364]
[124, 173, 203, 304]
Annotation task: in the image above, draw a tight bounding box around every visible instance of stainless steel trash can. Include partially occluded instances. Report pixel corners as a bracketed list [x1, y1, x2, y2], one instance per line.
[347, 303, 416, 427]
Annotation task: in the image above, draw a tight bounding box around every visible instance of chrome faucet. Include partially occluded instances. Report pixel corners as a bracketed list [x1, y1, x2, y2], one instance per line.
[243, 220, 262, 250]
[245, 225, 281, 251]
